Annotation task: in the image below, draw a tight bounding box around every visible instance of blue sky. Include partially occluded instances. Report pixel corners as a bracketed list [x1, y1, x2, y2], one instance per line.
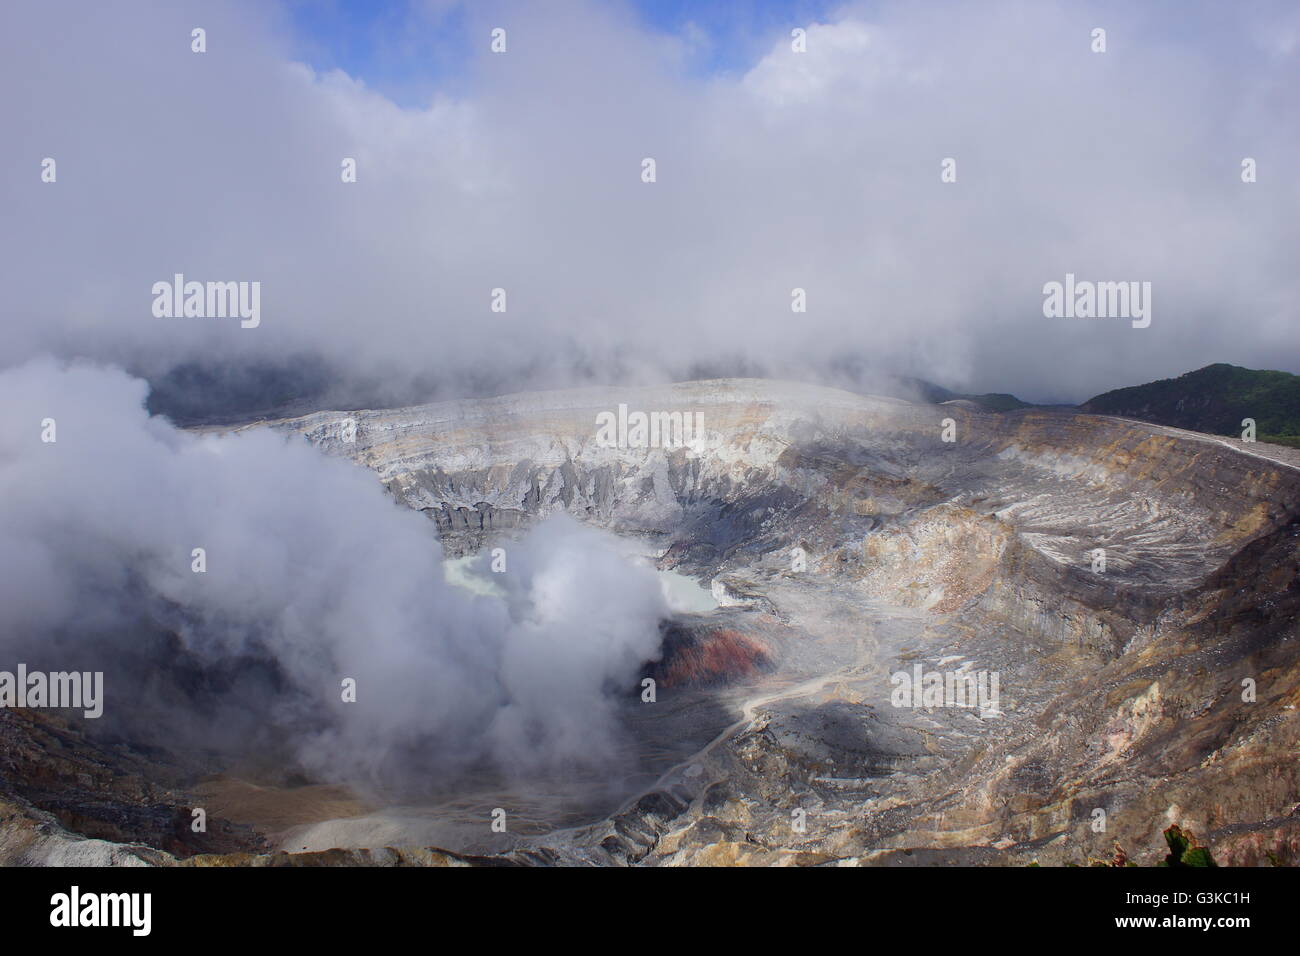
[284, 0, 837, 105]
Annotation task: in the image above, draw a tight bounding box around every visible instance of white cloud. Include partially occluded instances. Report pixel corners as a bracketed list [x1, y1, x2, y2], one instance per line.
[743, 20, 878, 107]
[1, 0, 1296, 406]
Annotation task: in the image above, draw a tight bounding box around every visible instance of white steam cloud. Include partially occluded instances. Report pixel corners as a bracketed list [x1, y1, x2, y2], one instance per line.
[0, 359, 667, 786]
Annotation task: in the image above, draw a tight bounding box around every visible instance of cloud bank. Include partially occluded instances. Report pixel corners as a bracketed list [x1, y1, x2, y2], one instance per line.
[1, 0, 1297, 407]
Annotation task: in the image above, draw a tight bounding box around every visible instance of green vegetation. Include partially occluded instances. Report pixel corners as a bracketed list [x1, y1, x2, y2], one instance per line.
[1159, 824, 1218, 868]
[1082, 363, 1300, 448]
[1050, 823, 1219, 867]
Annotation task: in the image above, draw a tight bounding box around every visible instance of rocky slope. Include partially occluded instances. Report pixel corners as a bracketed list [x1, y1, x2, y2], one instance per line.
[4, 379, 1298, 866]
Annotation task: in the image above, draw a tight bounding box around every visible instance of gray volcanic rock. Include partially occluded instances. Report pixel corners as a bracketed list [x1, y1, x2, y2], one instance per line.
[240, 379, 1300, 866]
[5, 378, 1298, 866]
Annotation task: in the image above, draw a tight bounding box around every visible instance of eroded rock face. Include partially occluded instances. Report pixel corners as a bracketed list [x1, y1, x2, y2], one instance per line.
[5, 379, 1298, 866]
[648, 623, 774, 689]
[273, 379, 1297, 662]
[0, 710, 266, 865]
